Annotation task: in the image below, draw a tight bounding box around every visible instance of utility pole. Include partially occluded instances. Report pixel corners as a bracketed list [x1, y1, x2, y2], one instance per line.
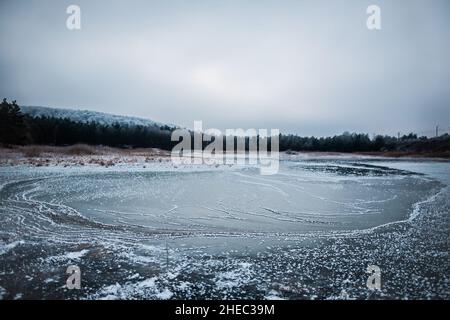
[436, 125, 439, 137]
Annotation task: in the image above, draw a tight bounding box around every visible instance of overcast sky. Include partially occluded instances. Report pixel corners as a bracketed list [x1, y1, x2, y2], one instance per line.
[1, 0, 449, 136]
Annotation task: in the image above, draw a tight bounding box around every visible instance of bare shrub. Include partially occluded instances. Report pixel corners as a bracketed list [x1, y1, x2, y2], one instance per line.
[20, 146, 42, 158]
[64, 144, 98, 156]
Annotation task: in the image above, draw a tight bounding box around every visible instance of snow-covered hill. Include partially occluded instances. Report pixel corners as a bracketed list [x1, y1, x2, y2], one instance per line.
[20, 106, 172, 128]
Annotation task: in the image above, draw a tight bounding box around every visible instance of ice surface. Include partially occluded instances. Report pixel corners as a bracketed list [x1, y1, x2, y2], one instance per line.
[0, 157, 449, 299]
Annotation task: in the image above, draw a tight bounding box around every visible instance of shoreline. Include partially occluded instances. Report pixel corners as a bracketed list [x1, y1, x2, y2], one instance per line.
[0, 145, 171, 167]
[0, 144, 449, 168]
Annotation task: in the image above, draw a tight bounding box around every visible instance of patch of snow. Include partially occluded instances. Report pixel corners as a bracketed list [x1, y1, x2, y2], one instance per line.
[98, 283, 122, 300]
[178, 282, 190, 291]
[155, 288, 173, 300]
[137, 277, 157, 289]
[0, 240, 24, 255]
[14, 293, 23, 300]
[264, 290, 285, 300]
[89, 277, 175, 300]
[215, 262, 253, 289]
[0, 286, 6, 300]
[66, 249, 89, 259]
[46, 249, 89, 262]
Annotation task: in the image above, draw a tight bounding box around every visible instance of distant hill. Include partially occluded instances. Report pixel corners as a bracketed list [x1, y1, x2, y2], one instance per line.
[20, 105, 172, 129]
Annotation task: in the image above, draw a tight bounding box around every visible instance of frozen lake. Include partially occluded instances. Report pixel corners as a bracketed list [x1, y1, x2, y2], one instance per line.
[0, 157, 449, 299]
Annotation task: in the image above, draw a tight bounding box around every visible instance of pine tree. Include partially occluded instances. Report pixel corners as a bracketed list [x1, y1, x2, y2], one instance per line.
[0, 98, 27, 145]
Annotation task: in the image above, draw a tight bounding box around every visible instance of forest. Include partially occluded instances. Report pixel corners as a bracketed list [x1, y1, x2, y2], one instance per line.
[1, 99, 449, 155]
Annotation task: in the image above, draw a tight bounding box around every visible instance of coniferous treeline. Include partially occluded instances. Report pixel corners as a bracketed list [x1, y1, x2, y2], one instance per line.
[279, 132, 423, 152]
[0, 99, 175, 149]
[25, 115, 175, 149]
[1, 99, 449, 154]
